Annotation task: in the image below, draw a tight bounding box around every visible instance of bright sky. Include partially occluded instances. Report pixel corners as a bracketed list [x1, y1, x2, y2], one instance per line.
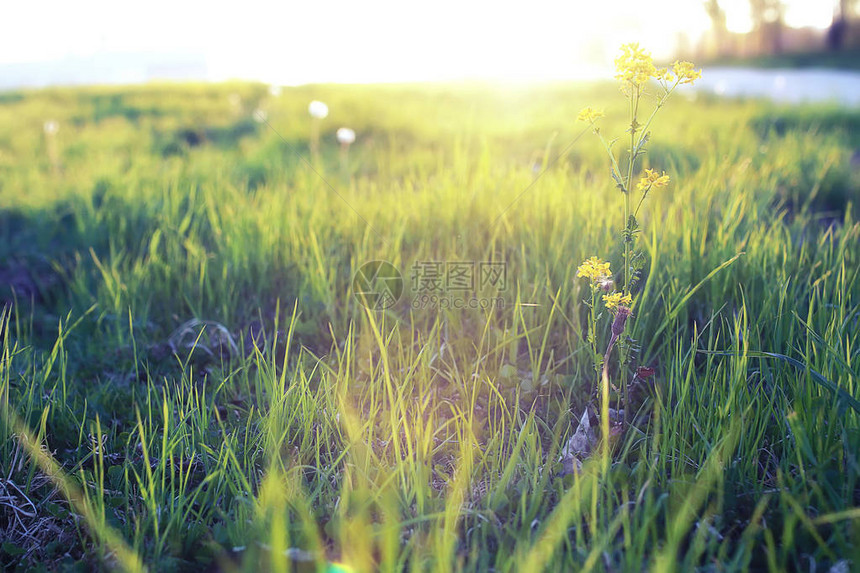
[721, 0, 834, 33]
[0, 0, 839, 85]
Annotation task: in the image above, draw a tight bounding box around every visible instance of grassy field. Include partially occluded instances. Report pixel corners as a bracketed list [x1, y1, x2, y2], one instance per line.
[0, 79, 858, 572]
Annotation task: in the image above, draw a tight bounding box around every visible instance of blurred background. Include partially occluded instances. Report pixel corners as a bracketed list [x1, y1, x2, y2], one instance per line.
[2, 0, 858, 89]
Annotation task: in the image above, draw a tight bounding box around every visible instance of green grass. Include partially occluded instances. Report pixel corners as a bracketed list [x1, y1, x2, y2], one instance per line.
[0, 80, 858, 572]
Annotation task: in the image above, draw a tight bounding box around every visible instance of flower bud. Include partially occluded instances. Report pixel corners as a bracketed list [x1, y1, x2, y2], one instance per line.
[611, 305, 632, 336]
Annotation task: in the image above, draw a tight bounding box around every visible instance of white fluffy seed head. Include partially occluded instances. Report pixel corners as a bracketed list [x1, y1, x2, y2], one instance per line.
[308, 100, 329, 119]
[336, 127, 356, 144]
[43, 120, 59, 135]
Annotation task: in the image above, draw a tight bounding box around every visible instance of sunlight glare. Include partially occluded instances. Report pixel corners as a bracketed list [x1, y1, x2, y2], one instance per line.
[0, 0, 840, 86]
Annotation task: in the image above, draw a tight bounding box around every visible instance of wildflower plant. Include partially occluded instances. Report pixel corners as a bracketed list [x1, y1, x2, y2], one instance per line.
[337, 127, 357, 175]
[577, 44, 701, 424]
[308, 100, 329, 162]
[576, 256, 613, 376]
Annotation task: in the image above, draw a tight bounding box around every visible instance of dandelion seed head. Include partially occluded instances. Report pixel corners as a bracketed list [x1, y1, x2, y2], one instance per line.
[336, 127, 356, 145]
[309, 100, 329, 119]
[598, 277, 615, 293]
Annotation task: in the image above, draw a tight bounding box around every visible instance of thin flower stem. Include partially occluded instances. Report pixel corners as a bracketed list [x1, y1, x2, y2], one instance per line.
[594, 129, 625, 191]
[600, 333, 612, 474]
[634, 187, 650, 219]
[623, 85, 640, 298]
[619, 83, 643, 423]
[634, 81, 679, 149]
[590, 288, 600, 382]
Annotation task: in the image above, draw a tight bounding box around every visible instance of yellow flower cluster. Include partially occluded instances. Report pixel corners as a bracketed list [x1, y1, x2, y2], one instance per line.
[636, 168, 670, 191]
[577, 107, 604, 123]
[614, 44, 701, 88]
[603, 292, 632, 312]
[654, 67, 674, 82]
[614, 43, 657, 86]
[672, 60, 702, 85]
[576, 256, 611, 283]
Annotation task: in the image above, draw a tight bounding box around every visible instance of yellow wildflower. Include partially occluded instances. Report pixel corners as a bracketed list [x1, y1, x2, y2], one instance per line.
[636, 168, 670, 191]
[603, 292, 633, 312]
[576, 256, 611, 284]
[654, 67, 674, 83]
[577, 107, 604, 123]
[614, 43, 657, 87]
[672, 60, 702, 85]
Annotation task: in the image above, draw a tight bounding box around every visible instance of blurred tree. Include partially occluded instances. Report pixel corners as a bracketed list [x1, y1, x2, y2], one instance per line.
[750, 0, 785, 54]
[703, 0, 731, 57]
[827, 0, 858, 50]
